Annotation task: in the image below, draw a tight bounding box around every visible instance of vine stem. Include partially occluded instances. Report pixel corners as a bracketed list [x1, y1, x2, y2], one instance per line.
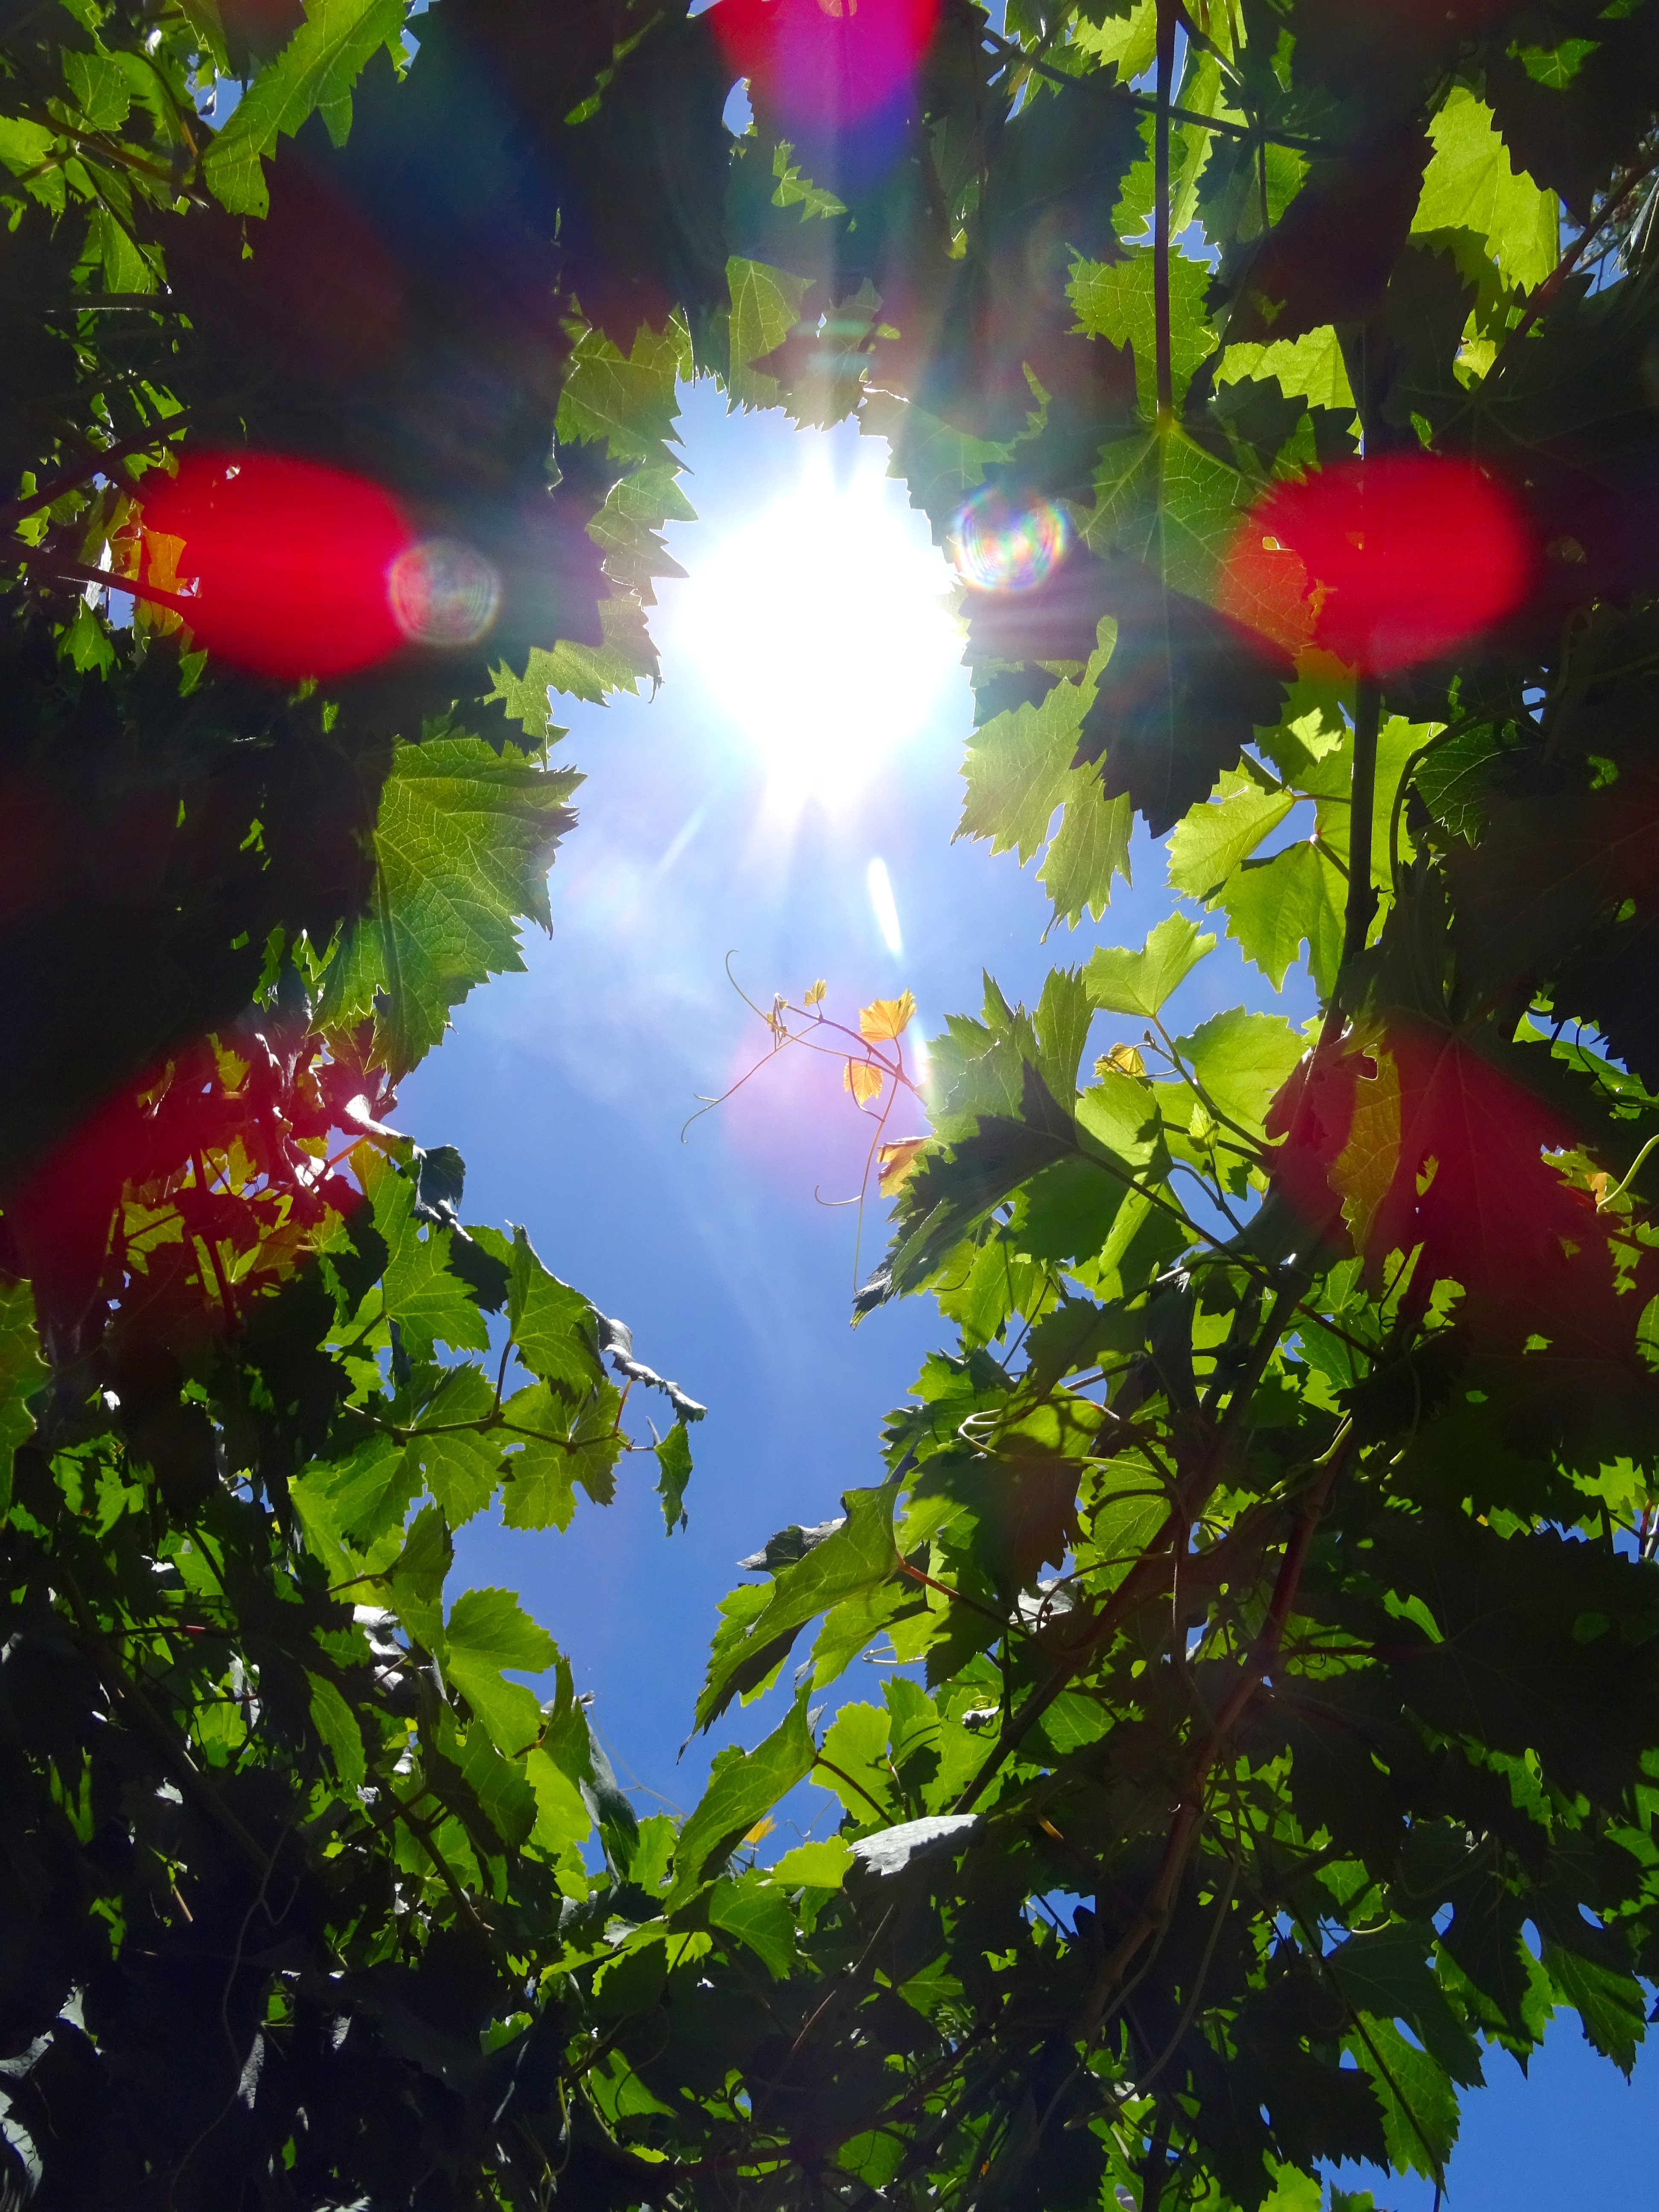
[60, 1567, 271, 1878]
[978, 26, 1326, 154]
[1153, 0, 1177, 423]
[1070, 1425, 1352, 2045]
[1342, 328, 1382, 985]
[1139, 2109, 1172, 2212]
[950, 1284, 1300, 1814]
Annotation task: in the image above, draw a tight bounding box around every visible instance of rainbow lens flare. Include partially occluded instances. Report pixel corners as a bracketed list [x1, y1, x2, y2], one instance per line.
[389, 537, 501, 648]
[949, 486, 1071, 594]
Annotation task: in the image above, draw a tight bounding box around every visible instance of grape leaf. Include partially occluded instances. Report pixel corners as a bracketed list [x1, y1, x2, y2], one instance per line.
[1086, 914, 1215, 1021]
[318, 732, 579, 1078]
[204, 0, 405, 217]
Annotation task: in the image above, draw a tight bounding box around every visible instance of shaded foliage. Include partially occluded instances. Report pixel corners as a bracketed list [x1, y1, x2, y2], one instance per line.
[5, 2, 1659, 2210]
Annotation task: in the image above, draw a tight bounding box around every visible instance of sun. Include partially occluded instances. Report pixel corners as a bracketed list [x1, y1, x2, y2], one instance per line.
[675, 457, 962, 807]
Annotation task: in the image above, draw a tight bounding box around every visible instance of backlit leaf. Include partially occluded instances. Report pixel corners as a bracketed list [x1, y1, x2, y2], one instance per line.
[859, 992, 917, 1041]
[1086, 914, 1216, 1020]
[318, 734, 579, 1078]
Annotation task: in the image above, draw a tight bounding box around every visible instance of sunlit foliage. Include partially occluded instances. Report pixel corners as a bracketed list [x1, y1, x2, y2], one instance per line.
[4, 3, 1659, 2209]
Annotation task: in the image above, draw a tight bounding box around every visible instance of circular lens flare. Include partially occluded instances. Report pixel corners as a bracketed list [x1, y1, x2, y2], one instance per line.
[1221, 454, 1529, 675]
[389, 537, 501, 648]
[138, 450, 413, 682]
[949, 486, 1071, 594]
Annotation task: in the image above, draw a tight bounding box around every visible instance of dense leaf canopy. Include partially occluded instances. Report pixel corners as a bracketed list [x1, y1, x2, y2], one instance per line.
[4, 2, 1659, 2209]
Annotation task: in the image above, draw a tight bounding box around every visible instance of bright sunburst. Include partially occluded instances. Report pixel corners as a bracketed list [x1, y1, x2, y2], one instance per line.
[676, 457, 961, 806]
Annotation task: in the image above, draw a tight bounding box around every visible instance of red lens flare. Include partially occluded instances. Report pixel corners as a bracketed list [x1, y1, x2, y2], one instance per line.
[707, 0, 941, 126]
[138, 451, 415, 682]
[1220, 454, 1530, 675]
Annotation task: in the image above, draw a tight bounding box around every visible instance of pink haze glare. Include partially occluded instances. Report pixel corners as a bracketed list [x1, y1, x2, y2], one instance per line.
[715, 1020, 927, 1199]
[706, 0, 942, 125]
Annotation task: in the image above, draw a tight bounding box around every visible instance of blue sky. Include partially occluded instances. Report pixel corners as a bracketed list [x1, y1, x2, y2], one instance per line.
[400, 377, 1652, 2210]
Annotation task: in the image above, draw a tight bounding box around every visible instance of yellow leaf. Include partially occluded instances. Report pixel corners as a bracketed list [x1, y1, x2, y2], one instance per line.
[1097, 1042, 1146, 1078]
[803, 978, 827, 1007]
[742, 1817, 777, 1846]
[844, 1059, 885, 1107]
[859, 990, 917, 1042]
[878, 1138, 927, 1190]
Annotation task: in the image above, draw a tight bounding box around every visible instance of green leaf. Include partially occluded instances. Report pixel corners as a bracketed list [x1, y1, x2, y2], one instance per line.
[1511, 38, 1598, 89]
[1413, 88, 1558, 292]
[307, 1670, 367, 1789]
[696, 1479, 901, 1730]
[499, 1379, 622, 1521]
[1167, 770, 1295, 899]
[1071, 247, 1217, 415]
[1347, 2015, 1459, 2181]
[499, 595, 658, 708]
[458, 1720, 538, 1847]
[771, 139, 845, 220]
[380, 1501, 452, 1651]
[299, 1433, 419, 1554]
[770, 1837, 853, 1889]
[373, 1173, 492, 1356]
[727, 256, 812, 410]
[405, 1426, 500, 1530]
[655, 1420, 693, 1532]
[1074, 1071, 1163, 1168]
[708, 1872, 799, 1977]
[63, 49, 132, 131]
[1073, 0, 1157, 84]
[479, 657, 567, 742]
[1259, 2168, 1322, 2212]
[1082, 422, 1255, 606]
[0, 1281, 43, 1508]
[1175, 1007, 1306, 1135]
[815, 1701, 894, 1825]
[443, 1586, 556, 1755]
[668, 1692, 817, 1903]
[1216, 324, 1356, 413]
[1217, 836, 1345, 995]
[446, 1583, 559, 1673]
[1039, 776, 1135, 924]
[524, 1744, 591, 1854]
[555, 321, 687, 463]
[1086, 914, 1216, 1019]
[1325, 1925, 1482, 2087]
[491, 1226, 605, 1393]
[319, 734, 579, 1078]
[585, 463, 694, 602]
[960, 671, 1098, 864]
[1543, 1941, 1648, 2074]
[862, 392, 1011, 537]
[497, 1435, 579, 1532]
[203, 0, 405, 215]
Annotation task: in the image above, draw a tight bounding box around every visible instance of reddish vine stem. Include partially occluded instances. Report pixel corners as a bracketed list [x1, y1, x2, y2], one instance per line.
[0, 414, 190, 535]
[1477, 149, 1659, 400]
[952, 1284, 1300, 1814]
[1072, 1434, 1352, 2043]
[59, 1567, 271, 1879]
